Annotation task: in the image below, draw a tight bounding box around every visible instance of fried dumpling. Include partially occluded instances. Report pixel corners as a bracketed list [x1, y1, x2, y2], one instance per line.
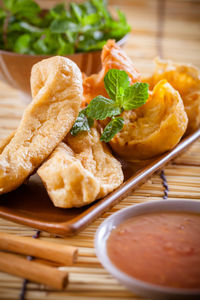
[0, 56, 82, 195]
[108, 80, 188, 161]
[38, 127, 124, 208]
[83, 40, 141, 105]
[145, 57, 200, 133]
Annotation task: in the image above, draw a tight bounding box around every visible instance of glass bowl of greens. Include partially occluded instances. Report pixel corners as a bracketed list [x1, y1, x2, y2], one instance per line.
[0, 0, 130, 96]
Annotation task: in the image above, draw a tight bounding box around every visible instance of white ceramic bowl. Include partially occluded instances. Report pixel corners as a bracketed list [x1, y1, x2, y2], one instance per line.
[95, 200, 200, 299]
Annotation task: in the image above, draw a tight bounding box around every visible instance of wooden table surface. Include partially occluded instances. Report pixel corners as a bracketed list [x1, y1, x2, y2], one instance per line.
[0, 0, 200, 299]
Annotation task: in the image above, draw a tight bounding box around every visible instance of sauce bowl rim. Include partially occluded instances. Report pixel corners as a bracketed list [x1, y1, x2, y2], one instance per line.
[95, 199, 200, 298]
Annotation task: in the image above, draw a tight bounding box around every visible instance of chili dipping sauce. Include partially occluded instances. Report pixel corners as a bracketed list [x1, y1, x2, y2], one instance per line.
[107, 212, 200, 290]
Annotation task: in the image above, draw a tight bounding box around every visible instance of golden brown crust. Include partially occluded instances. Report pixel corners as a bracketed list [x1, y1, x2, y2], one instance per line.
[0, 131, 16, 155]
[66, 127, 124, 199]
[144, 57, 200, 134]
[0, 56, 82, 194]
[38, 127, 124, 208]
[38, 143, 100, 208]
[109, 80, 188, 160]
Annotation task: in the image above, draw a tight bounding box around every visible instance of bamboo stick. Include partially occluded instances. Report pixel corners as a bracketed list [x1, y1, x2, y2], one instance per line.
[0, 232, 78, 265]
[0, 252, 68, 290]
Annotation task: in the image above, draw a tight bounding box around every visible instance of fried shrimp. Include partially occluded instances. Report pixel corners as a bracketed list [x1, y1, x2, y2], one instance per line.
[83, 40, 141, 106]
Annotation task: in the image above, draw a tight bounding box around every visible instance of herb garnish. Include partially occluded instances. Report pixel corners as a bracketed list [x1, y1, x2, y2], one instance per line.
[71, 69, 149, 142]
[0, 0, 130, 55]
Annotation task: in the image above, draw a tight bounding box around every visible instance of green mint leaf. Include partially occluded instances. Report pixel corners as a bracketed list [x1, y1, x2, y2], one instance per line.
[70, 109, 94, 136]
[104, 69, 130, 104]
[3, 0, 14, 11]
[13, 33, 31, 54]
[82, 13, 100, 26]
[39, 31, 58, 54]
[4, 0, 40, 19]
[91, 0, 110, 20]
[49, 3, 66, 19]
[50, 19, 79, 33]
[116, 9, 127, 24]
[57, 43, 74, 55]
[33, 38, 49, 54]
[81, 1, 96, 15]
[77, 38, 106, 52]
[100, 117, 124, 143]
[1, 0, 130, 55]
[70, 3, 82, 23]
[8, 21, 43, 34]
[122, 82, 149, 110]
[86, 96, 121, 120]
[0, 8, 6, 20]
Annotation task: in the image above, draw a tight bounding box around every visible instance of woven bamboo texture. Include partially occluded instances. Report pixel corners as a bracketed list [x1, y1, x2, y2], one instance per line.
[0, 0, 200, 299]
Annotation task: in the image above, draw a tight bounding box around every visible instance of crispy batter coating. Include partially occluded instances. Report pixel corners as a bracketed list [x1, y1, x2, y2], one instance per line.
[145, 57, 200, 133]
[0, 56, 82, 194]
[83, 40, 141, 105]
[38, 127, 124, 208]
[108, 80, 188, 160]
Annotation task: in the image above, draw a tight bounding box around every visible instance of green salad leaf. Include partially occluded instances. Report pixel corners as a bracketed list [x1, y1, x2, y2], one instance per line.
[71, 69, 149, 142]
[0, 0, 130, 55]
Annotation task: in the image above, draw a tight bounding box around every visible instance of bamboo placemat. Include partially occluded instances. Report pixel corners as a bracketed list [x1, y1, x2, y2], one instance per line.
[0, 0, 200, 299]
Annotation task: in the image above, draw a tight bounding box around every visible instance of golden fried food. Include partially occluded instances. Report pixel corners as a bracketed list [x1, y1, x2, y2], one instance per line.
[145, 57, 200, 133]
[38, 126, 124, 208]
[0, 131, 16, 154]
[65, 127, 124, 198]
[0, 56, 82, 195]
[108, 80, 188, 160]
[38, 143, 100, 208]
[83, 40, 141, 105]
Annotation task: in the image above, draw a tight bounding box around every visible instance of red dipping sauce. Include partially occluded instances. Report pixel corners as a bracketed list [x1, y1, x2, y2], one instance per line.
[107, 212, 200, 290]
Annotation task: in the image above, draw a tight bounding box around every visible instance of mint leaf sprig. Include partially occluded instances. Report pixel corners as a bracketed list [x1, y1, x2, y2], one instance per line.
[70, 69, 149, 142]
[0, 0, 130, 55]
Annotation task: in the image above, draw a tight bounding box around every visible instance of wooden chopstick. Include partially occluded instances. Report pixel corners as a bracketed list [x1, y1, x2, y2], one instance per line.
[0, 232, 78, 265]
[0, 251, 68, 289]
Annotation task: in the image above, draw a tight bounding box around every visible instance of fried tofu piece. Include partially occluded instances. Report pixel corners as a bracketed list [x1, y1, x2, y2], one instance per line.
[145, 57, 200, 133]
[38, 143, 100, 208]
[65, 127, 124, 199]
[83, 40, 141, 105]
[0, 56, 82, 194]
[0, 131, 16, 154]
[38, 127, 124, 208]
[108, 80, 188, 161]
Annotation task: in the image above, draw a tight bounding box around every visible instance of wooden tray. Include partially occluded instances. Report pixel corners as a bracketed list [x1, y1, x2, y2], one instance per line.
[0, 129, 199, 236]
